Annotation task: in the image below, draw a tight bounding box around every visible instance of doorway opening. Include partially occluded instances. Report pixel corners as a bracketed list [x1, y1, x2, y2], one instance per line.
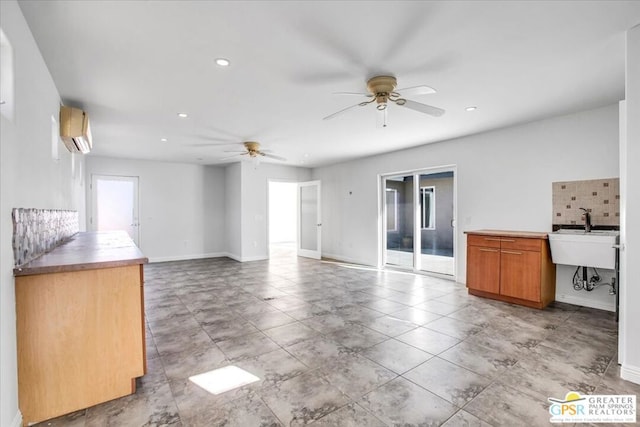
[381, 167, 456, 277]
[268, 181, 297, 258]
[91, 175, 140, 245]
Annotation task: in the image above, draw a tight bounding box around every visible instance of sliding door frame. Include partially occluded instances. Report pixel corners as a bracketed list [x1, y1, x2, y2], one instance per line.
[378, 165, 458, 279]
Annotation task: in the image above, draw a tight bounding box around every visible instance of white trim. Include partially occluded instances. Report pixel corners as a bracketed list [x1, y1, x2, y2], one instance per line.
[224, 253, 268, 263]
[621, 363, 640, 385]
[148, 252, 228, 263]
[225, 252, 242, 262]
[11, 411, 22, 427]
[148, 252, 270, 263]
[239, 255, 269, 262]
[618, 99, 627, 366]
[554, 293, 615, 312]
[321, 252, 373, 267]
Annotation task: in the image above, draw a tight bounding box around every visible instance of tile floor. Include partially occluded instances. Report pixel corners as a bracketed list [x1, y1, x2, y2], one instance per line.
[41, 249, 638, 426]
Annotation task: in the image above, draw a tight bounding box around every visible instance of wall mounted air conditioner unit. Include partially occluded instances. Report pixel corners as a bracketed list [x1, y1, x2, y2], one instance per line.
[59, 105, 92, 153]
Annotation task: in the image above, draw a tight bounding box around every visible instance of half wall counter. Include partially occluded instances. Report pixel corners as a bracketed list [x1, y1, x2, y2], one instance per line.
[14, 231, 148, 426]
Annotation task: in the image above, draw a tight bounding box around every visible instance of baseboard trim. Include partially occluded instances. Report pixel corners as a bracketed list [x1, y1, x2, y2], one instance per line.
[148, 252, 228, 263]
[240, 255, 269, 262]
[554, 293, 615, 312]
[11, 410, 22, 427]
[321, 252, 372, 267]
[225, 252, 242, 262]
[220, 253, 268, 263]
[621, 363, 640, 385]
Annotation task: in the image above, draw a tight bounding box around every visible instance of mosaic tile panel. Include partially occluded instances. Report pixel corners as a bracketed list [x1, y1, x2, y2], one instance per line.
[552, 178, 620, 226]
[12, 208, 79, 267]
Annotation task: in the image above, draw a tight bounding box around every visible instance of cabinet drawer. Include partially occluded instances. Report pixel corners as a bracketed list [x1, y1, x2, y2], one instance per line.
[500, 237, 542, 252]
[467, 234, 501, 248]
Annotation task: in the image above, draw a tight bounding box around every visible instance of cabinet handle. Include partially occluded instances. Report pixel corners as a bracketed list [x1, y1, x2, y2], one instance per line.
[484, 238, 502, 241]
[500, 239, 516, 242]
[501, 250, 522, 255]
[479, 248, 499, 252]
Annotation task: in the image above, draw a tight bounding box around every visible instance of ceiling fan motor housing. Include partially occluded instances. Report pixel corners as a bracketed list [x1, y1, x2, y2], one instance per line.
[367, 76, 397, 106]
[244, 141, 261, 157]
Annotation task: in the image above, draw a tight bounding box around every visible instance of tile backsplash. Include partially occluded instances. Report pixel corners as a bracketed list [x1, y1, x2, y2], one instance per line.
[12, 208, 79, 267]
[552, 178, 620, 227]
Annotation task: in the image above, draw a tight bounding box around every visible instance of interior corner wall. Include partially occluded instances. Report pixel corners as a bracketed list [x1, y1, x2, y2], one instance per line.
[240, 162, 311, 261]
[311, 104, 620, 282]
[224, 162, 242, 260]
[0, 1, 85, 425]
[85, 156, 226, 262]
[621, 23, 640, 385]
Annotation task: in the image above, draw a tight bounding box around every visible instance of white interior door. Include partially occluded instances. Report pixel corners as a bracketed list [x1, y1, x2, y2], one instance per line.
[297, 180, 321, 259]
[91, 175, 140, 245]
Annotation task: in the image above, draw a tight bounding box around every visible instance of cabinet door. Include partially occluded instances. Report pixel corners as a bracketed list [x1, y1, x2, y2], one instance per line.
[500, 250, 541, 302]
[467, 245, 500, 294]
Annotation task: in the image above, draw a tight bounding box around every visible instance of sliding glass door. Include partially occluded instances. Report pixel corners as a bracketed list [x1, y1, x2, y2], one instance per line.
[383, 168, 455, 276]
[385, 174, 415, 269]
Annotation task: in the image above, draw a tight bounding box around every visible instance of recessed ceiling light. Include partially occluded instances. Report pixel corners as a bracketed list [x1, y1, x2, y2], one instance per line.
[177, 112, 188, 118]
[215, 58, 230, 67]
[160, 138, 168, 142]
[465, 106, 477, 112]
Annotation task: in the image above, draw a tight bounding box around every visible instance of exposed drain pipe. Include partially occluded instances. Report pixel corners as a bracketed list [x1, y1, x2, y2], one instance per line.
[572, 266, 616, 294]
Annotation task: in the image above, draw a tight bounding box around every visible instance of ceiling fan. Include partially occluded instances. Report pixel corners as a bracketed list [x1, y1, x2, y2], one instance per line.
[221, 141, 286, 162]
[323, 75, 445, 126]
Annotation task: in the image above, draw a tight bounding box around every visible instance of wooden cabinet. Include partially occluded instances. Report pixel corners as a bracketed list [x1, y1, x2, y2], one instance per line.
[466, 230, 556, 309]
[14, 232, 147, 426]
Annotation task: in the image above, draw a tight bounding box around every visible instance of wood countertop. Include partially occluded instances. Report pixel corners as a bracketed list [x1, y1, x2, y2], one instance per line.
[464, 229, 550, 239]
[14, 231, 148, 276]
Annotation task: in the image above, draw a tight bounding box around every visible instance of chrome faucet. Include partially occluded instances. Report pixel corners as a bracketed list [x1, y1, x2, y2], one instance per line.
[579, 207, 592, 232]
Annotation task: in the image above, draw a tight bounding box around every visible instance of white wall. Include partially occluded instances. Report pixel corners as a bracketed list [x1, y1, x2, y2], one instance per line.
[240, 162, 311, 261]
[620, 23, 640, 385]
[225, 162, 242, 260]
[203, 165, 226, 257]
[555, 267, 616, 311]
[0, 2, 85, 425]
[312, 104, 620, 289]
[85, 156, 226, 262]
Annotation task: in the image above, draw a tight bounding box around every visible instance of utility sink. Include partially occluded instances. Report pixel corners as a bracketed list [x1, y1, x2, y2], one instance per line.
[548, 229, 619, 269]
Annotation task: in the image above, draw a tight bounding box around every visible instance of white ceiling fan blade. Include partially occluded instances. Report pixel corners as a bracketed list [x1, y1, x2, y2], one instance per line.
[399, 99, 445, 117]
[194, 135, 235, 143]
[188, 143, 237, 147]
[260, 152, 287, 161]
[223, 150, 248, 153]
[218, 153, 245, 161]
[323, 103, 365, 120]
[333, 92, 371, 97]
[395, 85, 437, 96]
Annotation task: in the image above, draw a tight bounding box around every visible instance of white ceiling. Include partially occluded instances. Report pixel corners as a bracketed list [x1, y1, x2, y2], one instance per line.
[18, 1, 640, 168]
